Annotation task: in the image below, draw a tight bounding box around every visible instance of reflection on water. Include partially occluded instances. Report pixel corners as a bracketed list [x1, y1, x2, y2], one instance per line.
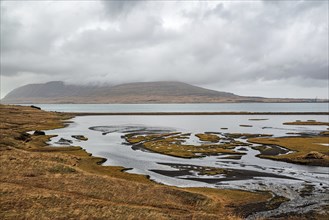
[47, 115, 329, 218]
[89, 125, 174, 135]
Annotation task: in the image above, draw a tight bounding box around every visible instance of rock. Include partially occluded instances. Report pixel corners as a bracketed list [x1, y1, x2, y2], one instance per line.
[303, 151, 326, 159]
[56, 138, 73, 145]
[15, 132, 31, 142]
[240, 124, 253, 127]
[33, 130, 45, 135]
[71, 135, 88, 141]
[30, 105, 41, 110]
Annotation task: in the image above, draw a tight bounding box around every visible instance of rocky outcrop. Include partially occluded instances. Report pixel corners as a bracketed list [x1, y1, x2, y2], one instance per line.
[55, 138, 73, 145]
[30, 105, 41, 110]
[72, 135, 88, 141]
[33, 130, 45, 135]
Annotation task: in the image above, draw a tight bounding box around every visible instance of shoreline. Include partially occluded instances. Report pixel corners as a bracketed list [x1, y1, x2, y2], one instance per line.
[67, 111, 329, 116]
[0, 105, 275, 219]
[1, 104, 328, 219]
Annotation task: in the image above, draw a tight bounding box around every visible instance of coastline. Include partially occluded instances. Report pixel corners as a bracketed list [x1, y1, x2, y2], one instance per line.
[1, 104, 328, 219]
[0, 104, 283, 219]
[68, 111, 329, 116]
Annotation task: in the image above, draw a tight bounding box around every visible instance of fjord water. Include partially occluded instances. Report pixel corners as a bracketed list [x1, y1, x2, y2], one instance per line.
[44, 107, 329, 218]
[47, 115, 329, 187]
[20, 103, 328, 112]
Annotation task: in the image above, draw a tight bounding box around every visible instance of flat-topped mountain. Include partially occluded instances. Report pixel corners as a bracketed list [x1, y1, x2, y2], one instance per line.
[1, 81, 320, 104]
[95, 81, 237, 97]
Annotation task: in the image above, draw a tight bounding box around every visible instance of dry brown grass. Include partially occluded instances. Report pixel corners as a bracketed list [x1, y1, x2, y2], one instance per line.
[283, 120, 329, 126]
[124, 132, 244, 158]
[195, 133, 220, 142]
[0, 104, 274, 219]
[249, 136, 329, 166]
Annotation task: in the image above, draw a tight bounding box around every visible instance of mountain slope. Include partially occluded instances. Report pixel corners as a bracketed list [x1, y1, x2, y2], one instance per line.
[3, 81, 101, 99]
[1, 81, 318, 104]
[96, 81, 236, 97]
[2, 81, 242, 103]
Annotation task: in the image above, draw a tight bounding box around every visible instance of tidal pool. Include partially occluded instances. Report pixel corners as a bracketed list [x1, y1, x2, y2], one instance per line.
[47, 115, 329, 218]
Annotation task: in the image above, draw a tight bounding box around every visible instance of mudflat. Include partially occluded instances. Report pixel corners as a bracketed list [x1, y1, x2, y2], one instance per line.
[1, 104, 296, 220]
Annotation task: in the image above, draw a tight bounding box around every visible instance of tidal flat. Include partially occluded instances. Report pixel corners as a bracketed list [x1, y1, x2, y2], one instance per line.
[1, 105, 329, 219]
[47, 114, 329, 219]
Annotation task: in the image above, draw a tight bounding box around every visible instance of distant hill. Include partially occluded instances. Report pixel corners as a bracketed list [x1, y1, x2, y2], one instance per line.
[2, 81, 100, 99]
[1, 81, 322, 104]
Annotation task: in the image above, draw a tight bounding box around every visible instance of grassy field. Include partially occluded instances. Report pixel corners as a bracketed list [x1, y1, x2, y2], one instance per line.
[249, 136, 329, 166]
[0, 104, 285, 219]
[283, 120, 329, 126]
[124, 132, 245, 158]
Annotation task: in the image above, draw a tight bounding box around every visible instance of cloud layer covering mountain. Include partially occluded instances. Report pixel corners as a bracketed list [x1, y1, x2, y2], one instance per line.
[1, 0, 328, 98]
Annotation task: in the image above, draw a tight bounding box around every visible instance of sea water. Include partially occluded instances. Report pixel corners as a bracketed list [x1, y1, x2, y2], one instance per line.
[43, 110, 329, 218]
[19, 102, 329, 113]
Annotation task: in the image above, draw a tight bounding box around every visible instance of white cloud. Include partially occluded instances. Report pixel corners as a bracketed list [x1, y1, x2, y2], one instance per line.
[1, 0, 328, 98]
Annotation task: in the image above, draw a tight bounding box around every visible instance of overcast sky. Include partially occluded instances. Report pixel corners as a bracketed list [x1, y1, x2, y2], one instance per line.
[1, 0, 328, 99]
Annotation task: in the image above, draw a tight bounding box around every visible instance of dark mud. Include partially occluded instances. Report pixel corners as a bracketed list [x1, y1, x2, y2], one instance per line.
[233, 195, 289, 218]
[89, 125, 174, 135]
[80, 123, 329, 219]
[252, 145, 290, 156]
[151, 163, 298, 183]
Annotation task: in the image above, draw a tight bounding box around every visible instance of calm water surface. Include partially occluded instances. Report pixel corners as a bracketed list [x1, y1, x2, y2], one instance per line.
[47, 115, 328, 186]
[20, 103, 329, 112]
[45, 113, 328, 218]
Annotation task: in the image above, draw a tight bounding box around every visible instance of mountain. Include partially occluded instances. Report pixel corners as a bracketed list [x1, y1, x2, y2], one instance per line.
[2, 81, 100, 99]
[1, 81, 320, 104]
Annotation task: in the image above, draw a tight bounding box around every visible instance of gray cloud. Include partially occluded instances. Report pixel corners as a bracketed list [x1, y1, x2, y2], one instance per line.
[0, 0, 328, 98]
[101, 0, 142, 18]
